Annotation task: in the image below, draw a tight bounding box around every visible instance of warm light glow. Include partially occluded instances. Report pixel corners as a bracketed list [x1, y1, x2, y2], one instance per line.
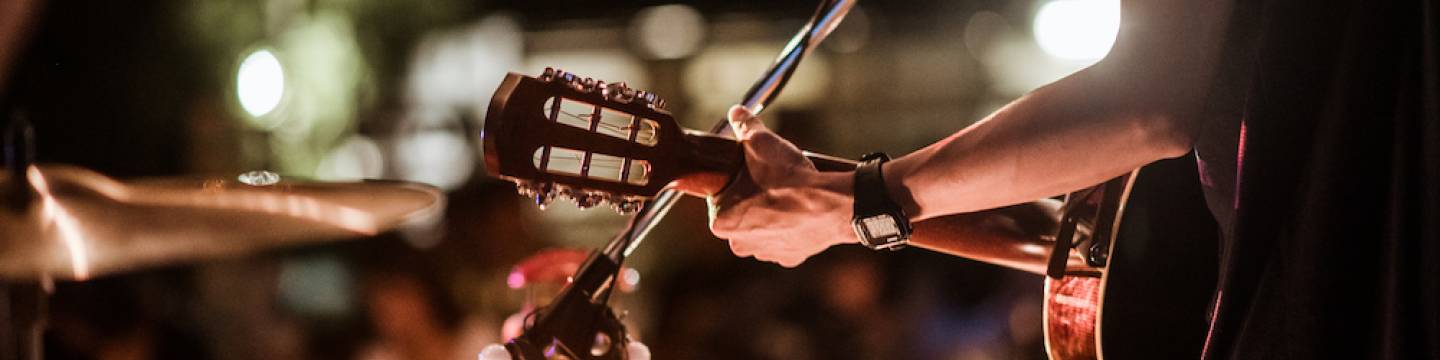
[237, 49, 286, 117]
[28, 167, 91, 280]
[682, 43, 831, 122]
[630, 4, 706, 59]
[1033, 0, 1120, 61]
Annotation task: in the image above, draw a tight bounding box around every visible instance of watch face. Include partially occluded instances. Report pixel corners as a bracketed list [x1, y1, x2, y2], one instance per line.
[859, 214, 902, 239]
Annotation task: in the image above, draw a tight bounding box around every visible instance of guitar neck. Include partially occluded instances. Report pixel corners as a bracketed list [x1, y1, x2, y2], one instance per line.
[669, 131, 858, 195]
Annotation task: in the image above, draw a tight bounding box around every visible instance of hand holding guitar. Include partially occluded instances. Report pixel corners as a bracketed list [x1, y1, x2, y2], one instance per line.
[482, 70, 1082, 274]
[707, 106, 856, 267]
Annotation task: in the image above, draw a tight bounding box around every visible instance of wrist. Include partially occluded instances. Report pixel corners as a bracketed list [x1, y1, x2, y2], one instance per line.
[850, 153, 913, 250]
[812, 171, 859, 244]
[881, 157, 920, 220]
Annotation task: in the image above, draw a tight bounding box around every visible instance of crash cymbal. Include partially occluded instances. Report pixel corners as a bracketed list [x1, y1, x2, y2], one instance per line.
[0, 164, 443, 280]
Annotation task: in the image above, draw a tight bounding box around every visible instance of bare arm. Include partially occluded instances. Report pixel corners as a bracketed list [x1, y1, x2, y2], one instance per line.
[708, 0, 1234, 267]
[889, 0, 1233, 220]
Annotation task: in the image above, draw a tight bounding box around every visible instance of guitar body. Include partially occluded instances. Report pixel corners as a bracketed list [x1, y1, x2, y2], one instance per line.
[1043, 156, 1221, 360]
[1045, 276, 1104, 359]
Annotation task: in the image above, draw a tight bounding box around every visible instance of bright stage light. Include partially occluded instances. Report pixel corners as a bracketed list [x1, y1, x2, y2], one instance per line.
[236, 49, 285, 117]
[1033, 0, 1120, 61]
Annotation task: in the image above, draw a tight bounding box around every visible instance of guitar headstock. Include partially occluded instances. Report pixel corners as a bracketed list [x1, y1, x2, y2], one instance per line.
[483, 68, 740, 214]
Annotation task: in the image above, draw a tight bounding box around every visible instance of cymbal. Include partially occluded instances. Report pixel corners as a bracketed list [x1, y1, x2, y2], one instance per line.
[0, 164, 444, 280]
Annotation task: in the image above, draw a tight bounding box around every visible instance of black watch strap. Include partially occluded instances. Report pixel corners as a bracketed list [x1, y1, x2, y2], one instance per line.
[853, 153, 894, 213]
[852, 152, 911, 250]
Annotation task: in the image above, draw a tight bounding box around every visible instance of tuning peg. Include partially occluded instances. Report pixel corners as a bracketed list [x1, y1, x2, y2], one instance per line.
[580, 77, 598, 93]
[534, 194, 554, 210]
[604, 82, 637, 104]
[514, 181, 537, 197]
[532, 182, 556, 210]
[540, 67, 556, 82]
[636, 91, 667, 110]
[573, 193, 604, 209]
[610, 199, 642, 214]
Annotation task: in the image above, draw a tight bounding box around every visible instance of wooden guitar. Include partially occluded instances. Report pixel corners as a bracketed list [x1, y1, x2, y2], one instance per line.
[482, 69, 1217, 359]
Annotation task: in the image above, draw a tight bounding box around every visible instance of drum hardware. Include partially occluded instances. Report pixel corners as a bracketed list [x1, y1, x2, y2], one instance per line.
[2, 116, 42, 360]
[0, 114, 444, 360]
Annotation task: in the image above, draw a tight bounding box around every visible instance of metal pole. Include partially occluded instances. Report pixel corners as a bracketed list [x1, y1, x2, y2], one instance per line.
[0, 283, 45, 360]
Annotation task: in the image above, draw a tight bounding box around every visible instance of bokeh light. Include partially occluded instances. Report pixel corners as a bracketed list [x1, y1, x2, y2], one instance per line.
[824, 6, 870, 53]
[315, 135, 386, 180]
[629, 5, 706, 60]
[277, 255, 354, 317]
[392, 128, 474, 191]
[682, 43, 830, 126]
[1032, 0, 1120, 61]
[236, 49, 285, 118]
[406, 14, 523, 118]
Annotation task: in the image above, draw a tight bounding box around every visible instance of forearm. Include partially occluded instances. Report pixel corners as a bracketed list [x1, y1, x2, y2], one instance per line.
[706, 0, 1234, 268]
[884, 68, 1195, 221]
[908, 199, 1086, 275]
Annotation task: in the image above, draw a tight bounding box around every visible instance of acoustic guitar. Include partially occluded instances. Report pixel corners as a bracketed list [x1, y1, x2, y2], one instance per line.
[482, 69, 1218, 359]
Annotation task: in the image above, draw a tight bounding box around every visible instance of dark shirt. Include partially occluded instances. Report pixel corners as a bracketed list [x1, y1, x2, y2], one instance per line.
[1194, 99, 1243, 239]
[1198, 0, 1440, 358]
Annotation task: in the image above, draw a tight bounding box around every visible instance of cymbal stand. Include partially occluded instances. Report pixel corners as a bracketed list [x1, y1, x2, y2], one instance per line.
[2, 116, 47, 360]
[0, 283, 47, 360]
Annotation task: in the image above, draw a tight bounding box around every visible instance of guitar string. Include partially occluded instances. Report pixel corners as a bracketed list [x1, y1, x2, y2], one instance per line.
[540, 106, 654, 180]
[554, 108, 658, 142]
[534, 153, 644, 171]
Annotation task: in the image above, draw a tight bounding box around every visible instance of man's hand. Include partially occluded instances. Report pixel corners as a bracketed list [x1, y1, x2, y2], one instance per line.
[707, 105, 857, 267]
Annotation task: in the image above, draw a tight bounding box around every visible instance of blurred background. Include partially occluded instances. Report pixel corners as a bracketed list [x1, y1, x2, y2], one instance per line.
[0, 0, 1123, 358]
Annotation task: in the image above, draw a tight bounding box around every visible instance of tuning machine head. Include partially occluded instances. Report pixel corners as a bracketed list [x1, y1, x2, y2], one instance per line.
[515, 180, 557, 210]
[602, 82, 637, 104]
[635, 91, 666, 110]
[539, 67, 557, 82]
[608, 196, 643, 215]
[537, 67, 666, 110]
[513, 179, 643, 214]
[574, 193, 606, 209]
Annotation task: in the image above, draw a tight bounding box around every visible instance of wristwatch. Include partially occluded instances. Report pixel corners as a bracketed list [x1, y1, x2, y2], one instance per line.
[851, 152, 911, 250]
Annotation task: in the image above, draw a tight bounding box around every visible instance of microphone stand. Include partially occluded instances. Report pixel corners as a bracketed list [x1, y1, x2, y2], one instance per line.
[503, 0, 856, 358]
